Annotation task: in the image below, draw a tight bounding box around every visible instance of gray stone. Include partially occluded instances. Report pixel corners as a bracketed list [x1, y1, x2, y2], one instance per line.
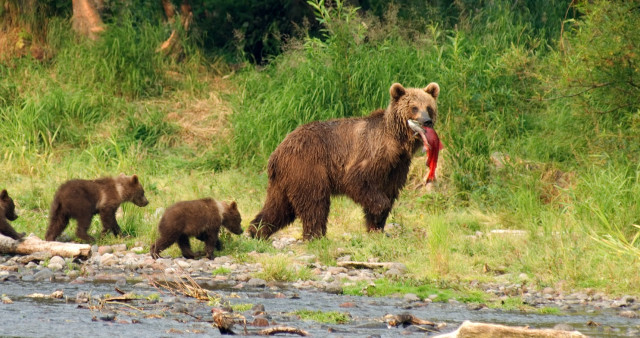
[247, 278, 267, 288]
[49, 256, 65, 267]
[324, 282, 343, 295]
[48, 263, 63, 271]
[34, 268, 53, 281]
[384, 268, 403, 278]
[100, 253, 116, 266]
[403, 293, 420, 302]
[619, 310, 638, 318]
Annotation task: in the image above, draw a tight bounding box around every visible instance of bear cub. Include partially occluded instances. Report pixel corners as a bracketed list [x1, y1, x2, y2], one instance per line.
[150, 198, 242, 259]
[0, 189, 25, 240]
[45, 174, 149, 242]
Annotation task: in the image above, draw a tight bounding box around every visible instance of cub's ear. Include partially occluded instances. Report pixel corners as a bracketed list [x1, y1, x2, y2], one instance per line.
[229, 201, 237, 210]
[424, 82, 440, 99]
[131, 175, 139, 184]
[390, 83, 406, 100]
[0, 189, 7, 199]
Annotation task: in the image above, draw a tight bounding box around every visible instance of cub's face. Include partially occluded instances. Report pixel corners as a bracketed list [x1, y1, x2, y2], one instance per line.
[0, 189, 18, 221]
[118, 174, 149, 207]
[389, 82, 440, 137]
[222, 201, 243, 235]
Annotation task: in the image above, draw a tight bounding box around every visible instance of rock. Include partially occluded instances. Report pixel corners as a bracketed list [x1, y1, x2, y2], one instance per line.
[403, 293, 420, 302]
[324, 282, 343, 295]
[247, 278, 266, 288]
[213, 256, 233, 264]
[336, 255, 351, 263]
[111, 244, 127, 252]
[619, 310, 638, 318]
[48, 263, 63, 271]
[100, 253, 116, 266]
[340, 302, 356, 308]
[49, 256, 65, 266]
[251, 316, 270, 327]
[131, 246, 145, 254]
[385, 268, 403, 278]
[34, 268, 53, 281]
[98, 246, 113, 255]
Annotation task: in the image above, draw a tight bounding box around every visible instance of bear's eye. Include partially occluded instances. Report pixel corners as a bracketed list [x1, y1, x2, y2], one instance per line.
[412, 107, 419, 114]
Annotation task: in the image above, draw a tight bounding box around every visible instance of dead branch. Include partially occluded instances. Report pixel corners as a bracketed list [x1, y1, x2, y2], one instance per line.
[336, 261, 397, 270]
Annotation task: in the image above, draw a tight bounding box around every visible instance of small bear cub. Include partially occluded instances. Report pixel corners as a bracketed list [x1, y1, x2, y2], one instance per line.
[45, 174, 149, 242]
[151, 198, 242, 259]
[0, 189, 25, 240]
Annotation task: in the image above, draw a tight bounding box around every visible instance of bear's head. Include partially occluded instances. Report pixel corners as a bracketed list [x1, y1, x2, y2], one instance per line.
[117, 174, 149, 207]
[388, 82, 440, 141]
[1, 189, 18, 221]
[222, 201, 243, 235]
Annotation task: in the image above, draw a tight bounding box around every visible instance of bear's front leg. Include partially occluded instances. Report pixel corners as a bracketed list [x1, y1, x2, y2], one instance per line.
[203, 231, 219, 260]
[364, 208, 391, 232]
[99, 208, 122, 237]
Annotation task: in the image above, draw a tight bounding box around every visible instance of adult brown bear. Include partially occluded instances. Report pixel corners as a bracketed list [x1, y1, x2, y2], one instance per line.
[248, 82, 440, 240]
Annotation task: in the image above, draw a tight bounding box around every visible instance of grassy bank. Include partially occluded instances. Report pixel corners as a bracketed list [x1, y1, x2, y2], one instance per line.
[1, 0, 639, 299]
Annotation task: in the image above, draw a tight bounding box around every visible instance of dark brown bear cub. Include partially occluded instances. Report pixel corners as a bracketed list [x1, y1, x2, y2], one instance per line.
[248, 82, 440, 240]
[150, 199, 242, 259]
[0, 189, 24, 240]
[45, 174, 149, 242]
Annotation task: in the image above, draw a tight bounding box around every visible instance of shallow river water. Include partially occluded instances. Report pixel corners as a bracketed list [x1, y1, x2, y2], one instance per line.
[1, 279, 639, 337]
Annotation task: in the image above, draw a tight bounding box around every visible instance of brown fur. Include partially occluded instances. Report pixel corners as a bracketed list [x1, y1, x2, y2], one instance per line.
[248, 82, 440, 240]
[0, 189, 24, 240]
[150, 199, 242, 259]
[45, 174, 149, 242]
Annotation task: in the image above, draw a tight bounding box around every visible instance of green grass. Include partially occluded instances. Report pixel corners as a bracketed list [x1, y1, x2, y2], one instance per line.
[290, 309, 351, 324]
[252, 254, 313, 282]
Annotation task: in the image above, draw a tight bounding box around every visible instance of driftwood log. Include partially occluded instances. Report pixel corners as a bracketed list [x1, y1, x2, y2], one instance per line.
[0, 234, 91, 259]
[434, 321, 586, 338]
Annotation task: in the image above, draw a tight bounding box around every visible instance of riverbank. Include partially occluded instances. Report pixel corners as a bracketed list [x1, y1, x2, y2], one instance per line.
[1, 237, 639, 337]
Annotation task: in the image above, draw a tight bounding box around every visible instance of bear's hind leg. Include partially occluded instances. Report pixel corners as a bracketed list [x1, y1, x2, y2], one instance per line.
[75, 214, 96, 243]
[46, 211, 69, 242]
[249, 186, 296, 239]
[177, 234, 196, 259]
[290, 189, 330, 241]
[150, 235, 175, 259]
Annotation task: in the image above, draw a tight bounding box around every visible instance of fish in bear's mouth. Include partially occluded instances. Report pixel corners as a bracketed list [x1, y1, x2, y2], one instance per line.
[407, 119, 443, 183]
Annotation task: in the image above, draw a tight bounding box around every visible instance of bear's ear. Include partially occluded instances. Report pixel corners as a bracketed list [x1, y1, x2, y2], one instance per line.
[131, 175, 139, 185]
[424, 82, 440, 99]
[229, 201, 237, 210]
[390, 83, 406, 100]
[0, 189, 7, 199]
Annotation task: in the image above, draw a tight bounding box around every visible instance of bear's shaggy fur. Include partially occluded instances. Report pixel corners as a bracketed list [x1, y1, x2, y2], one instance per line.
[0, 189, 24, 240]
[45, 174, 149, 242]
[150, 198, 242, 259]
[248, 82, 440, 240]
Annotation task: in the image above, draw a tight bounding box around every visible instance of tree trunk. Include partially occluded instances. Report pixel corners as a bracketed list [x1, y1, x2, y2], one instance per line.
[72, 0, 104, 40]
[0, 234, 92, 259]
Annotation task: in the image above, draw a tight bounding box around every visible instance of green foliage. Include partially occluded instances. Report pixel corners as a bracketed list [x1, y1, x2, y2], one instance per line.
[342, 278, 458, 302]
[290, 309, 351, 324]
[253, 254, 313, 282]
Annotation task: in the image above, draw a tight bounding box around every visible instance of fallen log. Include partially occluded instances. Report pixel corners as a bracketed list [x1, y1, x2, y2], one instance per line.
[257, 326, 309, 336]
[0, 234, 92, 259]
[434, 320, 586, 338]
